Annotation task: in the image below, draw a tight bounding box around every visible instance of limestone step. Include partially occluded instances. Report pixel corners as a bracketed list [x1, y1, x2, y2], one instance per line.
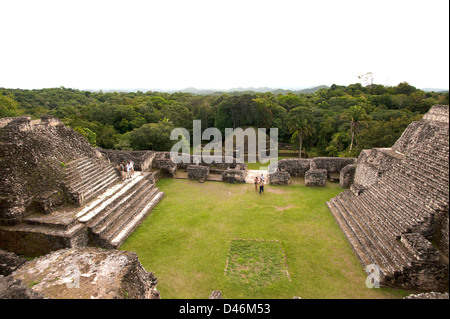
[71, 170, 120, 205]
[334, 194, 397, 275]
[109, 191, 165, 249]
[326, 199, 375, 268]
[89, 181, 155, 238]
[22, 210, 79, 231]
[77, 173, 146, 223]
[340, 191, 412, 270]
[98, 187, 161, 247]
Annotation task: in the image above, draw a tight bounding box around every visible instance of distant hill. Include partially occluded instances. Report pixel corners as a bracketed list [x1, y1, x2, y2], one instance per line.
[422, 88, 449, 93]
[175, 85, 329, 95]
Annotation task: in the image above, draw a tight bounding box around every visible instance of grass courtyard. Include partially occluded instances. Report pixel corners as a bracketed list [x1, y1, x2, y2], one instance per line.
[120, 177, 412, 299]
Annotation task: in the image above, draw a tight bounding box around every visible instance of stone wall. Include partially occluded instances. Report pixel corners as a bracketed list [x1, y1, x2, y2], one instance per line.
[276, 158, 312, 176]
[222, 169, 246, 183]
[310, 157, 356, 174]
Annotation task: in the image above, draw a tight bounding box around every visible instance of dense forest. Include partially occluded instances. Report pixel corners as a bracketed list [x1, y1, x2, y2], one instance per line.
[1, 83, 448, 158]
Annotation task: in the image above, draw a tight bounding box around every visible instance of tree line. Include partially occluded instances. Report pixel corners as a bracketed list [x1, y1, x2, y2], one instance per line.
[0, 82, 448, 158]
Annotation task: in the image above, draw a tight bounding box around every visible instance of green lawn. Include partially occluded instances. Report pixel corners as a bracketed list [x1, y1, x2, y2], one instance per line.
[120, 178, 413, 299]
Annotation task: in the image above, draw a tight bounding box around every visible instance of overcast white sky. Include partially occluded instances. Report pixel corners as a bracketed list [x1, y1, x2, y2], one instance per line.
[1, 0, 449, 91]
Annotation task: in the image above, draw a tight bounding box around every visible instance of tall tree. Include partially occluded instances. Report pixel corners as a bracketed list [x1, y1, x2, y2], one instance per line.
[287, 107, 315, 158]
[340, 105, 371, 152]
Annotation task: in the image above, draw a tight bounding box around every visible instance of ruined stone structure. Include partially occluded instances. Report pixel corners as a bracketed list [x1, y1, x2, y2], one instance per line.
[273, 157, 357, 187]
[98, 149, 155, 172]
[2, 247, 159, 299]
[305, 169, 327, 187]
[0, 116, 165, 255]
[187, 165, 210, 182]
[268, 171, 290, 185]
[327, 105, 449, 291]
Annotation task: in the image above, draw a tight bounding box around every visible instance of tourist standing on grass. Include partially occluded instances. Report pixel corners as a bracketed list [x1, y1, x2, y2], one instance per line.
[259, 177, 264, 194]
[254, 176, 259, 191]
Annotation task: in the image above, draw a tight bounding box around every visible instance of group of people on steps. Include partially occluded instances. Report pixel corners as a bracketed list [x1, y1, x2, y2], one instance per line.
[117, 160, 134, 180]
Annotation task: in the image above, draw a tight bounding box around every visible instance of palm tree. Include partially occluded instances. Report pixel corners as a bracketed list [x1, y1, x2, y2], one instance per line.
[287, 111, 314, 158]
[340, 105, 371, 152]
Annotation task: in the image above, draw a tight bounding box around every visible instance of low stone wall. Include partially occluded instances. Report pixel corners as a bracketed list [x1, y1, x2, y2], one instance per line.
[311, 157, 356, 174]
[172, 153, 245, 170]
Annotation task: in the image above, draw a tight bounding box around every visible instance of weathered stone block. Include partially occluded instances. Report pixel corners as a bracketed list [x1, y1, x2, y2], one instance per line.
[222, 169, 246, 183]
[157, 159, 177, 177]
[305, 169, 327, 187]
[339, 164, 357, 188]
[268, 171, 290, 185]
[187, 165, 210, 182]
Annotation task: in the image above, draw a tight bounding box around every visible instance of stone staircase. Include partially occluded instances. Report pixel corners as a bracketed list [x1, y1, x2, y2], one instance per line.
[327, 118, 449, 289]
[75, 172, 164, 249]
[63, 156, 121, 206]
[0, 160, 164, 255]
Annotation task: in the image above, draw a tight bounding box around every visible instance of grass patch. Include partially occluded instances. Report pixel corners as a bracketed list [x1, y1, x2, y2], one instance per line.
[120, 178, 413, 299]
[225, 239, 289, 289]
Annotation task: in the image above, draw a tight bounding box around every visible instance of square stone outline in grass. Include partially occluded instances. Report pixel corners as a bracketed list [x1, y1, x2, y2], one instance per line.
[224, 239, 291, 288]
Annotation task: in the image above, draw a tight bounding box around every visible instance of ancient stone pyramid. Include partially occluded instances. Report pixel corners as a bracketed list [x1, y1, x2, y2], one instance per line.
[327, 105, 449, 291]
[0, 116, 164, 255]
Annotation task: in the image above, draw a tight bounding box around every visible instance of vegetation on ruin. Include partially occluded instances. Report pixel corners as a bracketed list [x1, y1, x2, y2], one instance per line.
[1, 83, 448, 158]
[120, 178, 414, 299]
